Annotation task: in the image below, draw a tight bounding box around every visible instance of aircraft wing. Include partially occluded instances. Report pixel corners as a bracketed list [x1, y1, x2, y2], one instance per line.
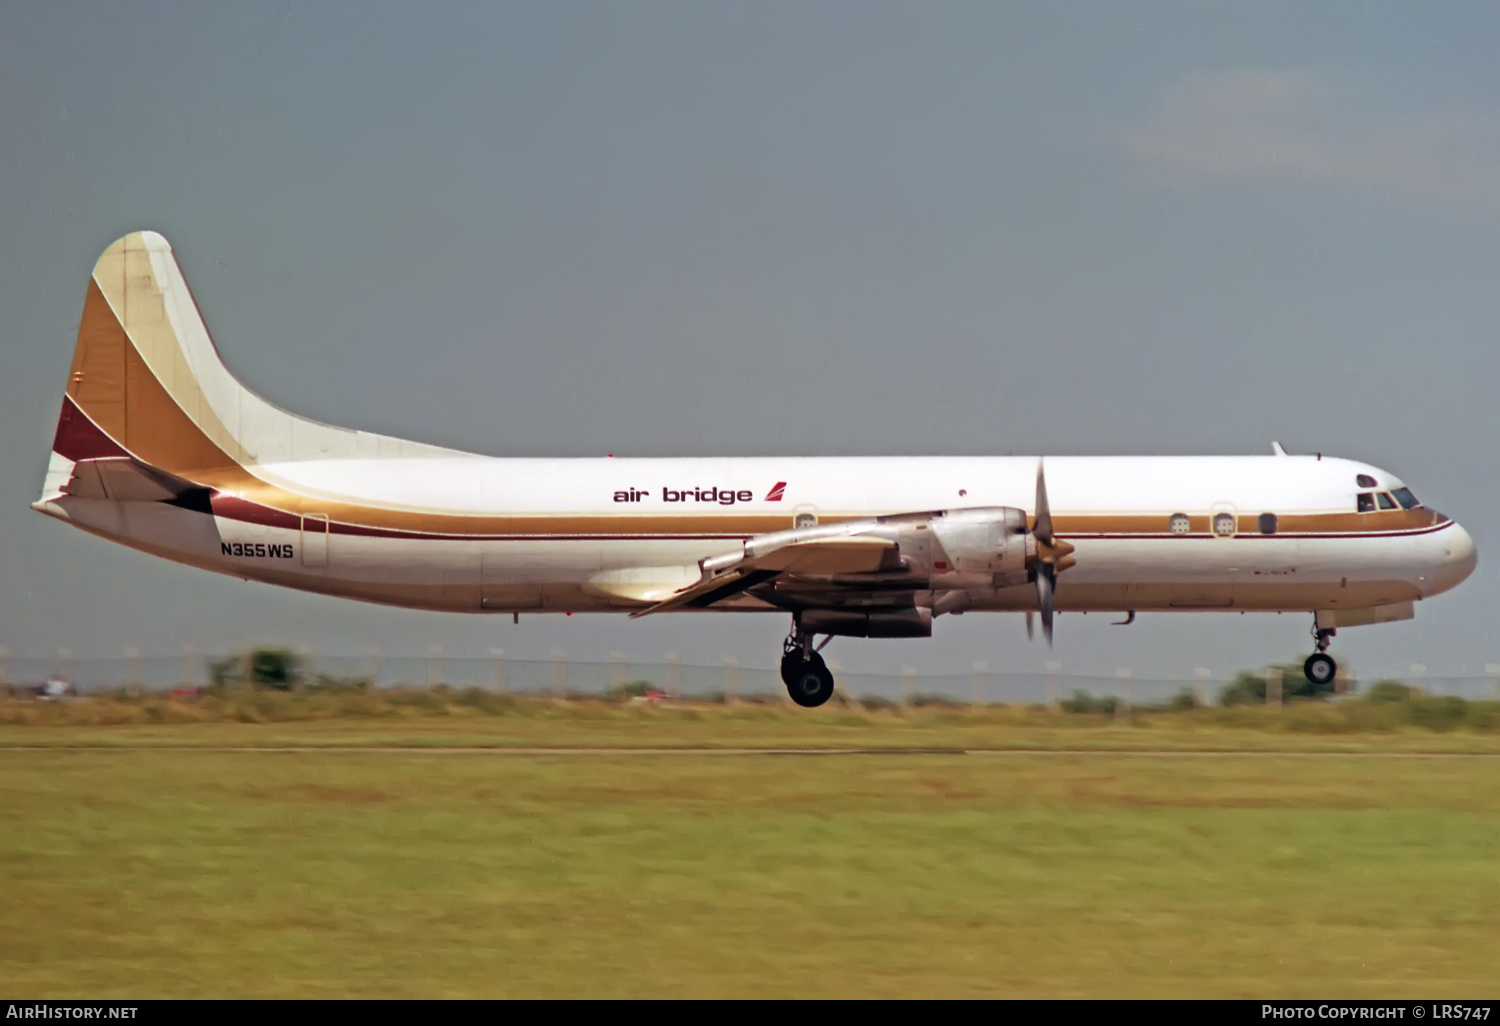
[628, 536, 899, 617]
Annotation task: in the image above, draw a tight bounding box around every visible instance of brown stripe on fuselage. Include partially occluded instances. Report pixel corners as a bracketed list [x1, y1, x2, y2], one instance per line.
[1240, 510, 1444, 534]
[197, 496, 1455, 543]
[1049, 509, 1446, 537]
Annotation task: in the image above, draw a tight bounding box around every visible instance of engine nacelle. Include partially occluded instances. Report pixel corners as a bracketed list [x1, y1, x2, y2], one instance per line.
[884, 507, 1031, 586]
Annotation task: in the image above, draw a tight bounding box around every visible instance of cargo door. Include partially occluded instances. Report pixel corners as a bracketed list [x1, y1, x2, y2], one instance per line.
[301, 513, 329, 567]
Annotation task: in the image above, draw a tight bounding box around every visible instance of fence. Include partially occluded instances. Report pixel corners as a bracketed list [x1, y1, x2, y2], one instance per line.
[3, 647, 1499, 706]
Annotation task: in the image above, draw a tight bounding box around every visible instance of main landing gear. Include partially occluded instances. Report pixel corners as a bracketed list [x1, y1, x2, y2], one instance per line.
[781, 619, 835, 708]
[1304, 625, 1337, 686]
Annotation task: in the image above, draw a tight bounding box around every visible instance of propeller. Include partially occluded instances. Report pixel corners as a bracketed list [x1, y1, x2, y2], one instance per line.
[1031, 461, 1077, 646]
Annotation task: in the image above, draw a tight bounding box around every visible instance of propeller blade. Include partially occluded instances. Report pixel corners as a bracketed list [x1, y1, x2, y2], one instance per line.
[1036, 564, 1055, 647]
[1025, 611, 1034, 640]
[1031, 460, 1065, 645]
[1034, 461, 1054, 546]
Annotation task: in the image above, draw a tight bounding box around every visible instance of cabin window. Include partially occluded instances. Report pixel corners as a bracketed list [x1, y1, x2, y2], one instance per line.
[1169, 513, 1190, 535]
[1377, 492, 1397, 510]
[794, 513, 817, 529]
[1258, 513, 1278, 534]
[1356, 474, 1378, 488]
[1392, 487, 1419, 509]
[1357, 493, 1376, 513]
[1213, 512, 1235, 537]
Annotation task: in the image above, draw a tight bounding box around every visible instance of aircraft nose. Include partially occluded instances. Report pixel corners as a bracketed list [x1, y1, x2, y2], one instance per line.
[1429, 522, 1478, 596]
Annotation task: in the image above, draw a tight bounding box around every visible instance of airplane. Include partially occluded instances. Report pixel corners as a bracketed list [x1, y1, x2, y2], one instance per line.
[33, 232, 1479, 707]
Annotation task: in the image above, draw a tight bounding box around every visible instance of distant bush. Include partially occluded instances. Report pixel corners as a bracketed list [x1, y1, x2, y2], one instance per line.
[451, 687, 517, 713]
[209, 648, 303, 690]
[1218, 673, 1264, 707]
[1060, 690, 1117, 715]
[206, 649, 371, 692]
[1346, 680, 1495, 732]
[1364, 681, 1417, 703]
[1164, 687, 1201, 710]
[251, 649, 299, 688]
[1220, 661, 1336, 706]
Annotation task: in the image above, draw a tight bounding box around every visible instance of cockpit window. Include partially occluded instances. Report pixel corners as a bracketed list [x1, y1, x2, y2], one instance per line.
[1392, 487, 1419, 510]
[1377, 492, 1397, 510]
[1356, 474, 1378, 488]
[1357, 493, 1376, 513]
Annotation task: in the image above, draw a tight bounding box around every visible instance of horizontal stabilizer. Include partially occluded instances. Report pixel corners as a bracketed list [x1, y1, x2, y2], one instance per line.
[63, 456, 209, 507]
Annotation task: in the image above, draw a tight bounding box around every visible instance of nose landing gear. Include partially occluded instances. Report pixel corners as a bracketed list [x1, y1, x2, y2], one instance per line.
[780, 618, 835, 708]
[1304, 625, 1337, 686]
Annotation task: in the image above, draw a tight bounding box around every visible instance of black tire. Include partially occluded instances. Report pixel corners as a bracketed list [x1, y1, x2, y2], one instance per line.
[1304, 652, 1336, 686]
[781, 651, 835, 708]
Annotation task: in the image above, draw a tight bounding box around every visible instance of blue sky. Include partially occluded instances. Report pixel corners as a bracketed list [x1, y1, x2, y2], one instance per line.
[2, 2, 1498, 679]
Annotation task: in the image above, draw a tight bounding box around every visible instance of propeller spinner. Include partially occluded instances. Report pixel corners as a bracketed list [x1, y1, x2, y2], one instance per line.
[1031, 461, 1076, 646]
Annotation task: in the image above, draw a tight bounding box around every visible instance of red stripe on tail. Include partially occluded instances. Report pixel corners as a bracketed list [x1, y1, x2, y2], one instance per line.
[53, 395, 129, 461]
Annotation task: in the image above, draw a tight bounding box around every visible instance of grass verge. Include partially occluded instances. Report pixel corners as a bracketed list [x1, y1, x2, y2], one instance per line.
[2, 747, 1498, 997]
[4, 688, 1500, 753]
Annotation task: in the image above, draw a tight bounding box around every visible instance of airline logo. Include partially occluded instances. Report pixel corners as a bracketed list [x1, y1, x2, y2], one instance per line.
[610, 482, 789, 505]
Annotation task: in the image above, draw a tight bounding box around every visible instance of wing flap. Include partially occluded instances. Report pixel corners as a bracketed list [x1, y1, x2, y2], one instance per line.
[582, 565, 704, 605]
[628, 536, 899, 617]
[748, 536, 897, 574]
[627, 567, 781, 617]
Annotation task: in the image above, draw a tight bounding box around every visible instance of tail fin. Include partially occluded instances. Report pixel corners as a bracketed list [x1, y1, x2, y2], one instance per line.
[40, 231, 461, 503]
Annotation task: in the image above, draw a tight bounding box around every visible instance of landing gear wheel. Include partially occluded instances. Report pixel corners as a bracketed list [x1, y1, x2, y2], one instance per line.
[1304, 652, 1336, 686]
[781, 651, 835, 708]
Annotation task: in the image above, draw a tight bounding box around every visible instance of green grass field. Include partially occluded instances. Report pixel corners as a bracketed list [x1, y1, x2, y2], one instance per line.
[3, 697, 1500, 997]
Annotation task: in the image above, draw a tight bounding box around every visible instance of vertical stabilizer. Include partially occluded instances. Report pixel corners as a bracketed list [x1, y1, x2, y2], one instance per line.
[41, 231, 466, 503]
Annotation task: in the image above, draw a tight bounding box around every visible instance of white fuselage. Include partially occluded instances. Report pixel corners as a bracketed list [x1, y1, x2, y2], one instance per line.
[43, 452, 1478, 618]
